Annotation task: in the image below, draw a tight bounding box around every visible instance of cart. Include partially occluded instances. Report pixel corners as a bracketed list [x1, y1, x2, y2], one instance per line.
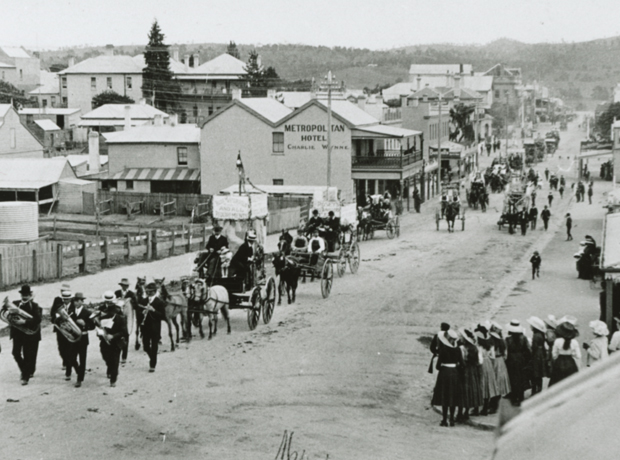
[289, 247, 336, 299]
[435, 184, 465, 231]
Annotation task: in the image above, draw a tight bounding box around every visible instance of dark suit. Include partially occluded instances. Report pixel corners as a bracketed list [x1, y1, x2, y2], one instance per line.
[231, 242, 254, 286]
[305, 216, 323, 235]
[115, 288, 138, 361]
[67, 304, 95, 382]
[205, 235, 229, 279]
[98, 310, 128, 384]
[10, 299, 42, 382]
[50, 296, 72, 370]
[139, 295, 167, 369]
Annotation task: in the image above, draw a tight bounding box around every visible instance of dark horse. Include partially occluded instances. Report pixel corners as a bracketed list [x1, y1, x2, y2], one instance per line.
[445, 201, 460, 232]
[273, 240, 301, 304]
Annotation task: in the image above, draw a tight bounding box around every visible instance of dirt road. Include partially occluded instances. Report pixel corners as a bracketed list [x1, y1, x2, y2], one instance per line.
[0, 123, 585, 459]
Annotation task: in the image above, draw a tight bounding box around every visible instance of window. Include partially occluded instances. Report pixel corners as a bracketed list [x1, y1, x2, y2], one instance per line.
[272, 132, 284, 153]
[107, 77, 112, 89]
[91, 77, 96, 91]
[208, 106, 213, 116]
[42, 99, 48, 107]
[19, 69, 23, 80]
[273, 179, 284, 186]
[51, 96, 56, 105]
[193, 105, 198, 118]
[125, 180, 134, 190]
[62, 97, 67, 105]
[10, 128, 16, 149]
[495, 90, 500, 99]
[62, 77, 67, 89]
[126, 76, 132, 89]
[177, 147, 188, 166]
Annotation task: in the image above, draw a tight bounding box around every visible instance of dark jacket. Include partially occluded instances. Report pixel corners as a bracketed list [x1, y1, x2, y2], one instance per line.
[50, 296, 69, 324]
[541, 209, 551, 221]
[566, 217, 572, 229]
[305, 216, 323, 233]
[529, 207, 538, 219]
[530, 254, 541, 267]
[98, 311, 128, 350]
[139, 295, 167, 337]
[115, 288, 138, 309]
[231, 242, 254, 273]
[9, 299, 42, 342]
[68, 304, 95, 344]
[205, 234, 229, 253]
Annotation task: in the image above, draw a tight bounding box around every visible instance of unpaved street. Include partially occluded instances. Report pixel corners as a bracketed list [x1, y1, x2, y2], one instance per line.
[0, 122, 585, 459]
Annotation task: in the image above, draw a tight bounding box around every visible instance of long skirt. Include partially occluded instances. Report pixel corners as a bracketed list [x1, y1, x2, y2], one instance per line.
[506, 352, 531, 396]
[480, 357, 499, 400]
[431, 367, 460, 407]
[460, 365, 483, 409]
[549, 355, 579, 386]
[493, 356, 512, 396]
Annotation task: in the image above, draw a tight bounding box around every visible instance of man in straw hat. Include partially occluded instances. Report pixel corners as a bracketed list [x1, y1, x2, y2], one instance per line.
[115, 278, 138, 364]
[97, 291, 128, 387]
[584, 320, 609, 367]
[6, 285, 42, 385]
[204, 224, 229, 279]
[66, 292, 94, 388]
[527, 316, 547, 395]
[50, 283, 74, 376]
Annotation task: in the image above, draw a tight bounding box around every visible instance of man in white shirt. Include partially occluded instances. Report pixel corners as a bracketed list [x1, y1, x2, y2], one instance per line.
[307, 230, 325, 265]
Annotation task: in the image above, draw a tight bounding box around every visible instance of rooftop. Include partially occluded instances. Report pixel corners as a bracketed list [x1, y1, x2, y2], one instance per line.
[0, 46, 32, 59]
[65, 154, 108, 167]
[0, 104, 12, 118]
[19, 107, 80, 116]
[0, 157, 74, 190]
[194, 53, 247, 75]
[81, 103, 169, 120]
[103, 124, 200, 144]
[409, 64, 473, 75]
[29, 70, 60, 95]
[59, 55, 143, 74]
[240, 98, 293, 123]
[34, 119, 61, 131]
[317, 100, 378, 127]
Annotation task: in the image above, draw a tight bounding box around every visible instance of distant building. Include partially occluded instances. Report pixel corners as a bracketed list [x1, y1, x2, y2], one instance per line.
[19, 107, 84, 145]
[0, 46, 41, 91]
[613, 83, 620, 103]
[78, 103, 169, 133]
[482, 63, 522, 107]
[0, 104, 44, 158]
[29, 70, 60, 108]
[65, 154, 109, 177]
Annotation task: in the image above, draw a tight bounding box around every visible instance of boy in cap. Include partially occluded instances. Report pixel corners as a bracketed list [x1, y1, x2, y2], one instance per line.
[6, 285, 42, 385]
[50, 284, 74, 374]
[530, 251, 541, 279]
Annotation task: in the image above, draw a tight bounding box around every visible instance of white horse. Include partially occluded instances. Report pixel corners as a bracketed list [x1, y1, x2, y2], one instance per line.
[189, 281, 231, 340]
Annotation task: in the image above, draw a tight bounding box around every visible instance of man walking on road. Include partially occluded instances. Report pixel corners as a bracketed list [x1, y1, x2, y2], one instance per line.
[545, 168, 550, 181]
[520, 209, 529, 236]
[530, 251, 541, 279]
[547, 192, 554, 207]
[588, 183, 593, 205]
[541, 206, 551, 230]
[566, 213, 573, 241]
[559, 185, 564, 199]
[529, 205, 538, 230]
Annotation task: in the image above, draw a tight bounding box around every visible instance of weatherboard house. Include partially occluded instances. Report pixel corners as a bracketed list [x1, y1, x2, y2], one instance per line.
[200, 96, 423, 206]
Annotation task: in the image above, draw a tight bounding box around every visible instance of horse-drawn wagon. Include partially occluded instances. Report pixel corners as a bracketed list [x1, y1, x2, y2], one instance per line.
[358, 194, 400, 240]
[436, 184, 465, 231]
[467, 172, 488, 211]
[498, 173, 531, 234]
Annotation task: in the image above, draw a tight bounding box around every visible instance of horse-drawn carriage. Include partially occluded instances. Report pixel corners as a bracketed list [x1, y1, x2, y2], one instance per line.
[545, 130, 560, 154]
[358, 194, 400, 240]
[498, 173, 530, 234]
[436, 184, 465, 231]
[467, 172, 488, 211]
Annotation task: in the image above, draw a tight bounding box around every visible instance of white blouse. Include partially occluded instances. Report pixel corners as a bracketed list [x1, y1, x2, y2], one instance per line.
[552, 338, 581, 369]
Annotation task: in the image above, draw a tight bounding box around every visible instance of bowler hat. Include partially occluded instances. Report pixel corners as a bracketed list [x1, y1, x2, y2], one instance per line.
[145, 282, 157, 291]
[19, 285, 32, 296]
[119, 278, 130, 286]
[73, 292, 86, 300]
[213, 225, 223, 232]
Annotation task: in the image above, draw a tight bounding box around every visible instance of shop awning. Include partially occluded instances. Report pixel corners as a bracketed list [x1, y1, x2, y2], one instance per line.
[601, 212, 620, 271]
[429, 141, 463, 153]
[351, 125, 422, 139]
[109, 168, 200, 181]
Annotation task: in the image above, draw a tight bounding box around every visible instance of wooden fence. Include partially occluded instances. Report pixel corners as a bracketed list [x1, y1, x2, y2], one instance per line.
[268, 207, 302, 234]
[96, 191, 212, 217]
[0, 240, 60, 288]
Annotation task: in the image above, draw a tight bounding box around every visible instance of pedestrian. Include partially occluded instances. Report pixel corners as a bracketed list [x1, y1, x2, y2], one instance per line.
[588, 183, 593, 205]
[529, 205, 538, 230]
[559, 184, 564, 199]
[530, 251, 541, 279]
[115, 278, 138, 365]
[431, 329, 463, 427]
[50, 284, 73, 373]
[545, 168, 550, 181]
[475, 325, 499, 416]
[549, 317, 581, 387]
[608, 317, 620, 354]
[544, 315, 557, 378]
[531, 189, 537, 208]
[96, 292, 128, 387]
[520, 209, 529, 236]
[66, 292, 94, 388]
[565, 213, 573, 241]
[140, 282, 167, 373]
[584, 320, 609, 367]
[7, 285, 42, 385]
[547, 191, 554, 207]
[456, 329, 483, 422]
[489, 323, 511, 413]
[504, 320, 532, 405]
[527, 316, 547, 395]
[560, 175, 566, 188]
[413, 187, 421, 213]
[428, 322, 450, 373]
[541, 205, 551, 230]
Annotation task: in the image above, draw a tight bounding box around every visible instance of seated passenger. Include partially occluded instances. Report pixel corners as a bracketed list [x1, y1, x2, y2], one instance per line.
[307, 229, 325, 265]
[293, 228, 309, 252]
[305, 209, 323, 235]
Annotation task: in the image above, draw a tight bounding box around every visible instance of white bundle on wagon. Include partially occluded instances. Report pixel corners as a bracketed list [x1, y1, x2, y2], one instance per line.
[212, 194, 268, 250]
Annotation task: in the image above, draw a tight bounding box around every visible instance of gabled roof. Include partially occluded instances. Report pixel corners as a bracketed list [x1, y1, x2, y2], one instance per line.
[194, 54, 247, 75]
[0, 46, 32, 59]
[19, 108, 80, 116]
[0, 61, 15, 68]
[236, 98, 293, 124]
[34, 119, 61, 131]
[59, 55, 143, 74]
[409, 86, 443, 99]
[0, 104, 12, 118]
[103, 124, 200, 144]
[276, 91, 313, 109]
[81, 104, 169, 121]
[409, 64, 472, 75]
[0, 157, 74, 190]
[65, 154, 108, 167]
[317, 100, 378, 126]
[442, 87, 483, 100]
[131, 54, 186, 74]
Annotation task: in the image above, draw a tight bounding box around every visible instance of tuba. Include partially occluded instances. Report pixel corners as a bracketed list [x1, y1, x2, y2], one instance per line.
[54, 307, 83, 343]
[0, 297, 39, 335]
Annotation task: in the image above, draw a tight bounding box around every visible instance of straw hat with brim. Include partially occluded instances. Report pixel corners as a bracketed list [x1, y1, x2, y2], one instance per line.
[439, 330, 458, 348]
[61, 290, 73, 299]
[491, 321, 503, 332]
[490, 331, 502, 340]
[544, 315, 558, 329]
[527, 316, 547, 333]
[555, 322, 579, 340]
[247, 232, 257, 242]
[558, 315, 578, 326]
[461, 328, 476, 346]
[475, 331, 486, 341]
[506, 320, 524, 334]
[103, 291, 115, 301]
[589, 320, 609, 337]
[61, 283, 71, 291]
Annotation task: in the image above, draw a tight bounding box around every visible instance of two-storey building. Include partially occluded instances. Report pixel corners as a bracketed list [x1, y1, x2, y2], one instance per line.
[0, 46, 41, 92]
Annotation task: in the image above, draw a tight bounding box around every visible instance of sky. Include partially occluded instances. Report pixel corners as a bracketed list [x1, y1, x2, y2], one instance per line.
[2, 0, 619, 51]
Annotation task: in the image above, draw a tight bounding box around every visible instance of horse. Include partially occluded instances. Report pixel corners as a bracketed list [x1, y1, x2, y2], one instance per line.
[153, 278, 189, 352]
[187, 280, 231, 340]
[445, 201, 460, 232]
[273, 244, 301, 305]
[357, 207, 372, 241]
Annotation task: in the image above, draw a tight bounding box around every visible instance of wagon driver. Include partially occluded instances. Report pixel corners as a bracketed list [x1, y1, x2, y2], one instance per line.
[230, 230, 257, 287]
[205, 224, 229, 278]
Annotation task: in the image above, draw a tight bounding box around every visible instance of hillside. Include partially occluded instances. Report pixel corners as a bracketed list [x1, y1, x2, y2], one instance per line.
[36, 37, 620, 108]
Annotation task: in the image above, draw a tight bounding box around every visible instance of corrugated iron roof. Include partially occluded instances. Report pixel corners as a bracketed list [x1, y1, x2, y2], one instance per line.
[110, 168, 200, 181]
[81, 104, 169, 120]
[19, 108, 80, 115]
[59, 55, 143, 74]
[0, 46, 32, 59]
[0, 157, 73, 190]
[353, 125, 422, 138]
[28, 70, 59, 95]
[194, 53, 247, 75]
[317, 100, 378, 127]
[240, 98, 293, 123]
[34, 119, 61, 131]
[0, 104, 12, 118]
[409, 64, 473, 75]
[103, 124, 200, 144]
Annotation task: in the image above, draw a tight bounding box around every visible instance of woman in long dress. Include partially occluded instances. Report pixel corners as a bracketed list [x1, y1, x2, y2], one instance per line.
[549, 319, 581, 386]
[474, 325, 498, 416]
[457, 328, 483, 422]
[431, 329, 464, 427]
[584, 320, 609, 367]
[505, 320, 532, 405]
[543, 315, 557, 378]
[527, 316, 547, 395]
[489, 323, 511, 413]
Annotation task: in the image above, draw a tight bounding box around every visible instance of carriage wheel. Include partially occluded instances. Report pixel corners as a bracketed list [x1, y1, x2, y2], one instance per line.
[247, 288, 261, 330]
[395, 216, 400, 237]
[262, 277, 276, 324]
[349, 242, 360, 274]
[386, 222, 395, 239]
[320, 260, 333, 299]
[435, 211, 440, 231]
[336, 249, 347, 278]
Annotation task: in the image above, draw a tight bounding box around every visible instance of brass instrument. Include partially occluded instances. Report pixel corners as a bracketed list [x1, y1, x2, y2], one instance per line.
[0, 296, 39, 335]
[54, 307, 83, 343]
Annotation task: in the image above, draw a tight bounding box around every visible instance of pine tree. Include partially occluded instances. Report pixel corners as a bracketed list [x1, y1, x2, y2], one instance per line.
[141, 20, 181, 113]
[226, 41, 240, 59]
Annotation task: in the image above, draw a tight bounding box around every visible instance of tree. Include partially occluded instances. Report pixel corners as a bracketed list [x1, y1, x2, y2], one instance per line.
[226, 41, 240, 59]
[141, 20, 181, 113]
[595, 102, 620, 139]
[263, 66, 280, 87]
[591, 85, 610, 101]
[244, 50, 264, 87]
[91, 91, 135, 109]
[0, 80, 31, 108]
[449, 103, 476, 143]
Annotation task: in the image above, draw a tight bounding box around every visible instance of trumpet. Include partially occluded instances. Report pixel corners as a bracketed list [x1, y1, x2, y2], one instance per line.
[0, 296, 39, 335]
[54, 307, 83, 343]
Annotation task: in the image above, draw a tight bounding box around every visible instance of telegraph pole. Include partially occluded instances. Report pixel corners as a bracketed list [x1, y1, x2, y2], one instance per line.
[438, 93, 443, 195]
[321, 71, 340, 189]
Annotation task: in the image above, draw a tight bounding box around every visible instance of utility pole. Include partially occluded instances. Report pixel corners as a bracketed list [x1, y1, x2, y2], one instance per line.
[438, 92, 443, 195]
[503, 102, 509, 160]
[321, 71, 340, 189]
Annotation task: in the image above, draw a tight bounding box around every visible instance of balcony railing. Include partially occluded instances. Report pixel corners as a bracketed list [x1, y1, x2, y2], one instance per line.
[352, 149, 423, 169]
[382, 107, 402, 122]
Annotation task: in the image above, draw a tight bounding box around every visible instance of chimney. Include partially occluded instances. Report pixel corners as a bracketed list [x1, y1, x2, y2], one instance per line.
[267, 88, 276, 99]
[183, 54, 190, 72]
[104, 44, 114, 56]
[153, 114, 163, 126]
[170, 113, 178, 126]
[357, 94, 367, 110]
[454, 74, 461, 89]
[68, 57, 75, 68]
[459, 63, 464, 74]
[88, 131, 100, 173]
[446, 71, 452, 87]
[123, 105, 131, 130]
[172, 47, 180, 62]
[231, 88, 242, 100]
[416, 75, 422, 91]
[193, 53, 200, 68]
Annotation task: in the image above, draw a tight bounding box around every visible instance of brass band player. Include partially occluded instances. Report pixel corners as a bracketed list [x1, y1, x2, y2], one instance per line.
[115, 278, 138, 364]
[7, 285, 42, 385]
[66, 292, 94, 388]
[140, 282, 167, 373]
[96, 291, 128, 387]
[50, 284, 74, 375]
